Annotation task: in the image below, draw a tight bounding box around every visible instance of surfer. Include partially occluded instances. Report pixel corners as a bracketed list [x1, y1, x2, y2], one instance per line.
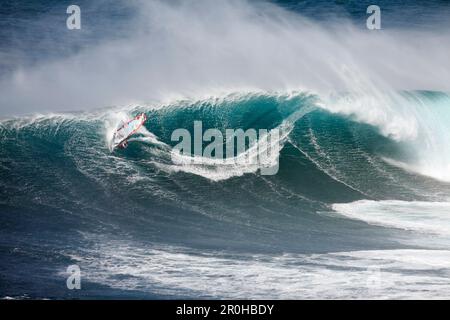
[111, 113, 147, 150]
[118, 140, 129, 149]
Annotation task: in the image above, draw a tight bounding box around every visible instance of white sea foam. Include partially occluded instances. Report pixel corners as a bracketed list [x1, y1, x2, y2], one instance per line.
[332, 200, 450, 236]
[68, 238, 450, 299]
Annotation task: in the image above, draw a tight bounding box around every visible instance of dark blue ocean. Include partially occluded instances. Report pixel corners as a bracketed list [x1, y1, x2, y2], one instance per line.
[1, 0, 450, 299]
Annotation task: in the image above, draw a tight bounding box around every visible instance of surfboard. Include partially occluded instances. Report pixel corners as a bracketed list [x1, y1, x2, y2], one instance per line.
[112, 113, 147, 149]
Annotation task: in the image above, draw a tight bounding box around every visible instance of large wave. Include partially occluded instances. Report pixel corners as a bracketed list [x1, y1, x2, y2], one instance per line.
[2, 0, 450, 300]
[2, 90, 450, 214]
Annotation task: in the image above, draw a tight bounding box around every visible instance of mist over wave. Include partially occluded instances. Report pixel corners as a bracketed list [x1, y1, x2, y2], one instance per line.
[1, 0, 450, 116]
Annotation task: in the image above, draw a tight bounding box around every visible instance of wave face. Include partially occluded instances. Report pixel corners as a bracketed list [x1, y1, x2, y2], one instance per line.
[2, 90, 450, 299]
[2, 0, 450, 299]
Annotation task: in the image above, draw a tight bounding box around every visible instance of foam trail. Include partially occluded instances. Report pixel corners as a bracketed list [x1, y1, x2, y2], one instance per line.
[333, 200, 450, 236]
[157, 106, 315, 181]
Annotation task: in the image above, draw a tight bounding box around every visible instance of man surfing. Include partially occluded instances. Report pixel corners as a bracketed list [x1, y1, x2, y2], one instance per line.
[118, 140, 129, 149]
[111, 113, 147, 150]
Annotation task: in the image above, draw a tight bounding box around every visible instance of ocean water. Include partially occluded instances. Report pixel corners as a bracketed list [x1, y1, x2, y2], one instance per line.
[1, 0, 450, 299]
